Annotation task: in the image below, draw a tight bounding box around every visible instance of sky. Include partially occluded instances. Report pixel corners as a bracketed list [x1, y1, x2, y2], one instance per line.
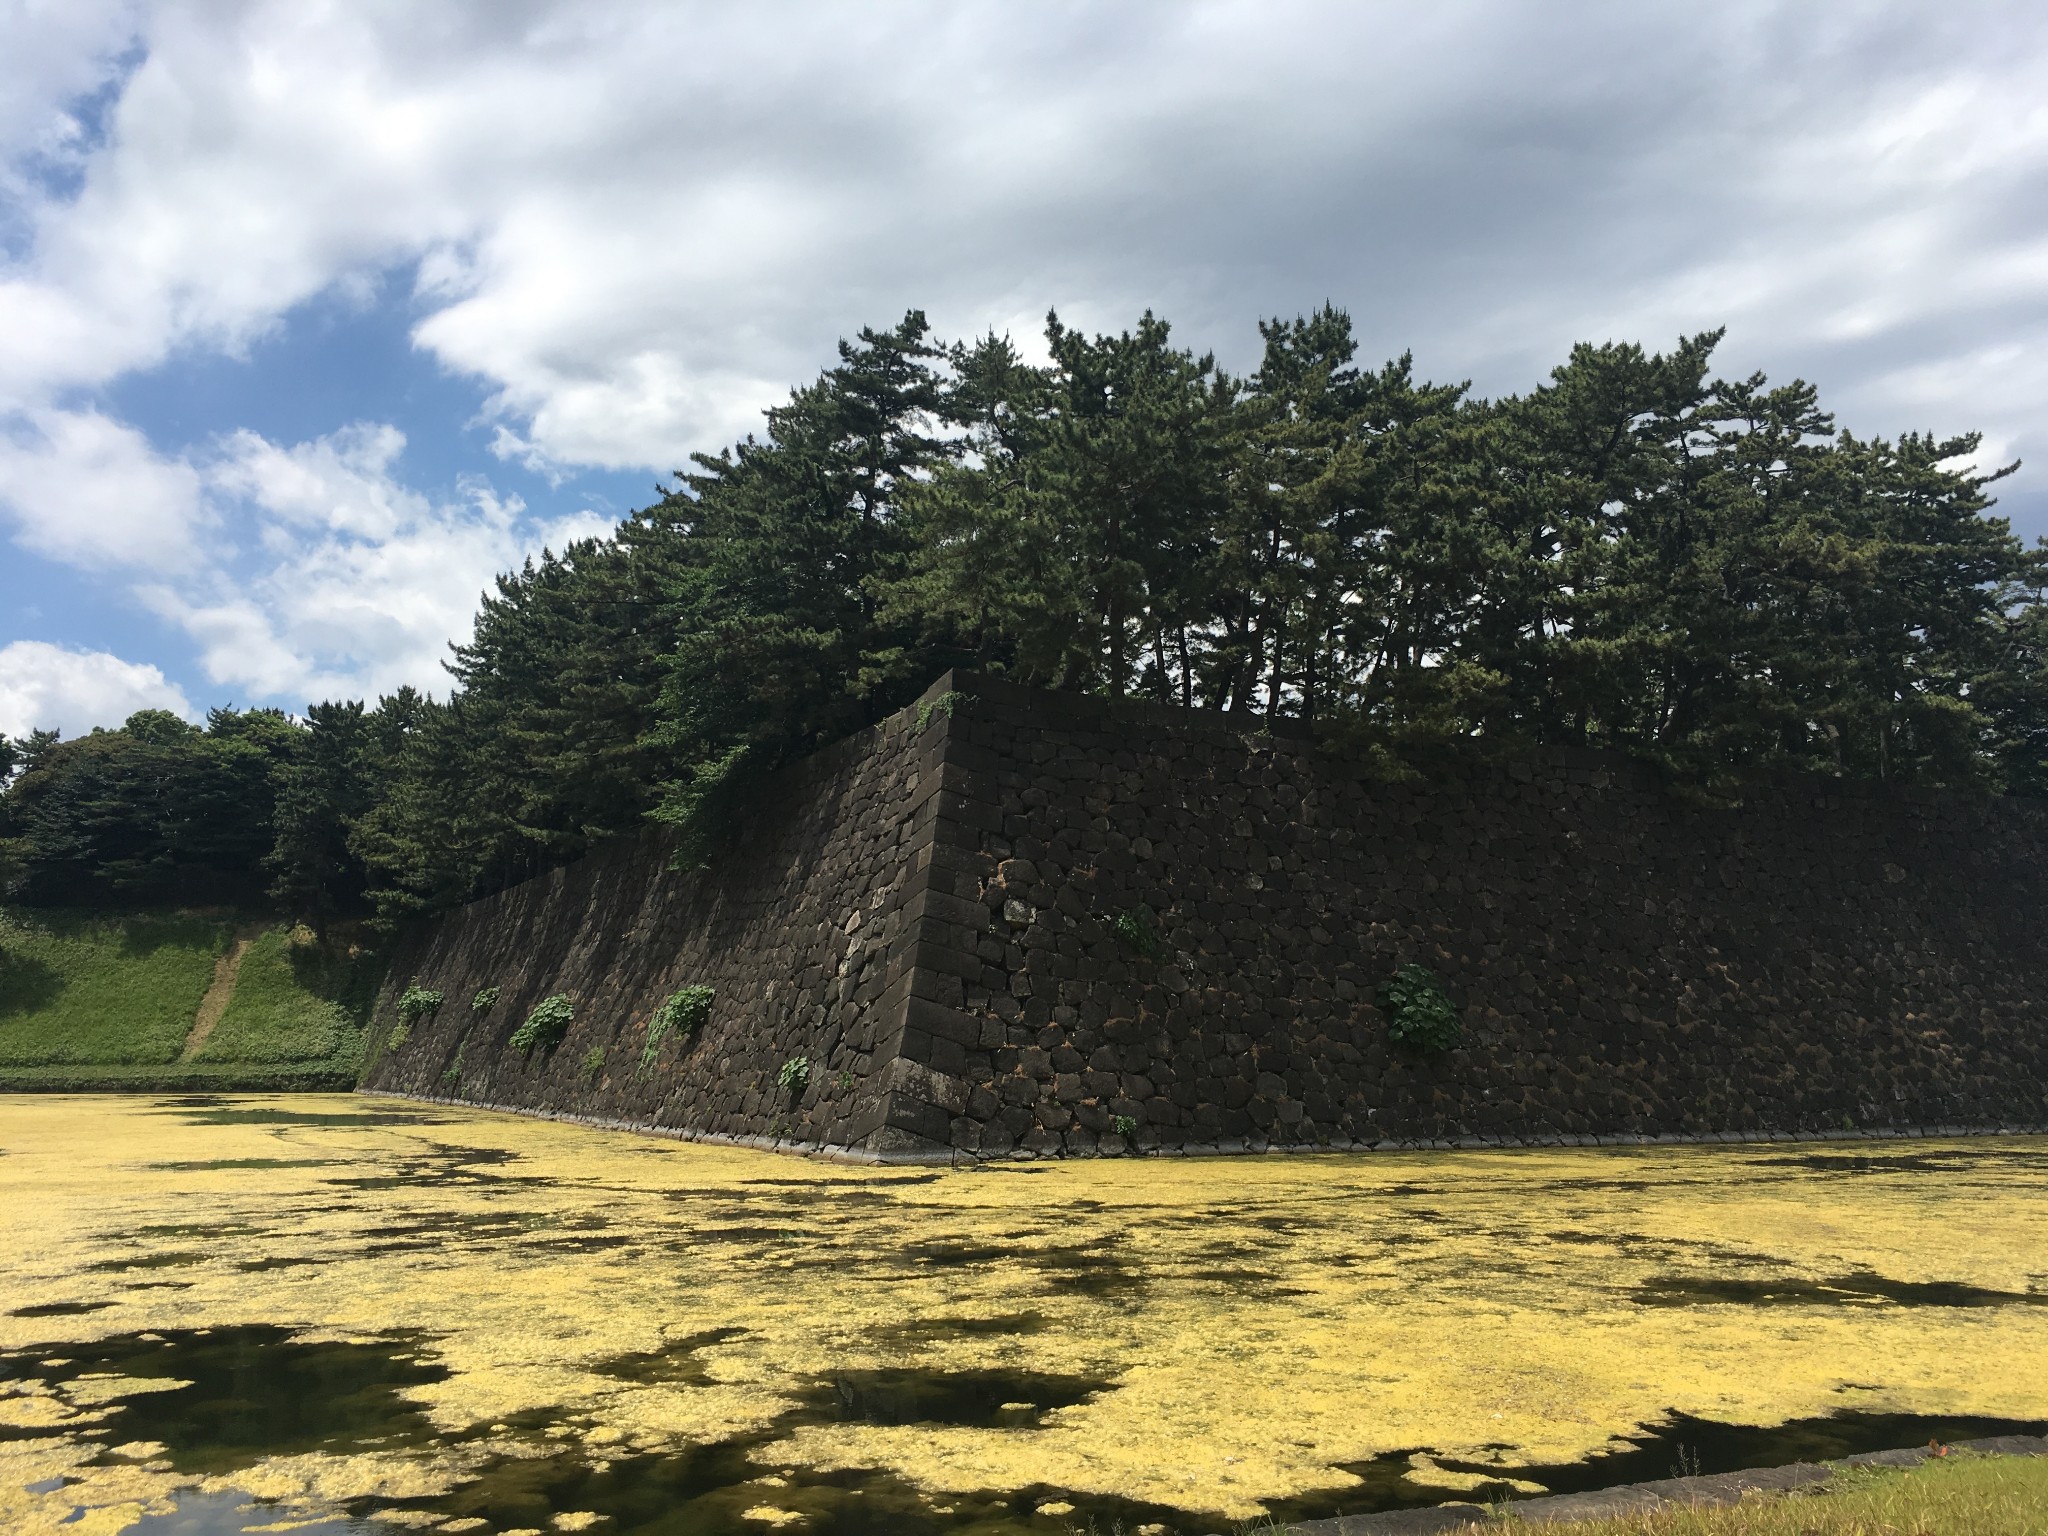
[2, 0, 2045, 738]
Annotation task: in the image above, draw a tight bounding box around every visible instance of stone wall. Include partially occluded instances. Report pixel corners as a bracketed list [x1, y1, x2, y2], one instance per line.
[362, 671, 2048, 1158]
[359, 696, 971, 1155]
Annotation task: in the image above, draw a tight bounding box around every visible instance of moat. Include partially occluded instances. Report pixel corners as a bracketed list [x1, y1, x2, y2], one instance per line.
[2, 1096, 2044, 1534]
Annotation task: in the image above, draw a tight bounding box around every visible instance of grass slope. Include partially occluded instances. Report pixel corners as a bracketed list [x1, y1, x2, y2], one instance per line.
[0, 909, 378, 1090]
[195, 927, 374, 1075]
[1486, 1454, 2048, 1535]
[0, 909, 226, 1067]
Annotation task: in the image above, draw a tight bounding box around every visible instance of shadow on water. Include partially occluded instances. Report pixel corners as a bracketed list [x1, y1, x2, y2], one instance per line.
[1263, 1409, 2048, 1525]
[125, 1487, 366, 1533]
[0, 1327, 447, 1469]
[372, 1437, 1193, 1536]
[22, 1329, 2042, 1536]
[1632, 1271, 2048, 1308]
[787, 1366, 1108, 1429]
[150, 1097, 440, 1128]
[147, 1158, 352, 1172]
[867, 1312, 1050, 1347]
[7, 1298, 115, 1317]
[1451, 1409, 2048, 1501]
[592, 1327, 750, 1385]
[11, 1329, 1186, 1535]
[87, 1250, 212, 1272]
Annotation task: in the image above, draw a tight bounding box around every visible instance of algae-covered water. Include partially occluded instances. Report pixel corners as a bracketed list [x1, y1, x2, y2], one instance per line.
[2, 1097, 2044, 1535]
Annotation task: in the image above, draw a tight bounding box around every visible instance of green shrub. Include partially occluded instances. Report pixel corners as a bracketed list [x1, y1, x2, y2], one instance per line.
[1110, 907, 1163, 960]
[639, 984, 714, 1076]
[387, 1020, 411, 1051]
[914, 689, 974, 735]
[470, 985, 499, 1015]
[443, 1042, 465, 1084]
[777, 1055, 810, 1096]
[396, 983, 444, 1025]
[510, 993, 574, 1054]
[580, 1045, 606, 1081]
[1379, 963, 1461, 1051]
[1110, 1113, 1138, 1139]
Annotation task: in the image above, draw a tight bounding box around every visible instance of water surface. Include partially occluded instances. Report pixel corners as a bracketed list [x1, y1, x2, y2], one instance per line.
[2, 1095, 2043, 1533]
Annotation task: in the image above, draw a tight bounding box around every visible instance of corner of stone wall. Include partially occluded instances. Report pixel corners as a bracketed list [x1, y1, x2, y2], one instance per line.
[845, 671, 1002, 1160]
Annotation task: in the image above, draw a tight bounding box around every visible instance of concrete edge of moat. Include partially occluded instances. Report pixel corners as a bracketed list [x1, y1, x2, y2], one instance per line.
[1274, 1435, 2048, 1535]
[356, 1089, 2048, 1164]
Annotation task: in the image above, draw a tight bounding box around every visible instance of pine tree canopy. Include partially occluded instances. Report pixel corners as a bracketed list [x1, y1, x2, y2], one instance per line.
[2, 307, 2037, 925]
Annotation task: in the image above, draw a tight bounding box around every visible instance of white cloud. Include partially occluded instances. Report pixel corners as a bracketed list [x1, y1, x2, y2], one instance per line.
[0, 639, 193, 738]
[0, 2, 2043, 471]
[0, 406, 207, 569]
[3, 0, 2048, 709]
[0, 405, 611, 707]
[158, 422, 611, 704]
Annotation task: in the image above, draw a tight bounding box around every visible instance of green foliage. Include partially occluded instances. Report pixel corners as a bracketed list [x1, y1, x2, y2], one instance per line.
[1110, 1114, 1138, 1139]
[396, 983, 444, 1024]
[913, 690, 974, 735]
[0, 908, 226, 1066]
[1110, 908, 1163, 959]
[1379, 963, 1462, 1052]
[5, 307, 2043, 930]
[0, 708, 302, 907]
[510, 992, 574, 1054]
[443, 1041, 465, 1084]
[470, 985, 499, 1015]
[777, 1055, 811, 1096]
[580, 1045, 606, 1081]
[265, 700, 374, 932]
[639, 984, 713, 1076]
[387, 1019, 411, 1051]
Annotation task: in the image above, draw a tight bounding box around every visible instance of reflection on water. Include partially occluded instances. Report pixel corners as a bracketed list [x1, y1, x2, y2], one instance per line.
[2, 1095, 2045, 1535]
[0, 1327, 447, 1471]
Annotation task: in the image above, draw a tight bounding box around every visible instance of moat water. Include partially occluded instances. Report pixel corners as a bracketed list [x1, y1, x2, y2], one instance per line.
[1, 1096, 2043, 1534]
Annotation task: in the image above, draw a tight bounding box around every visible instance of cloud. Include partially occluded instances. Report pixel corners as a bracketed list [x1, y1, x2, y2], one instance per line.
[0, 407, 207, 570]
[158, 422, 612, 704]
[0, 639, 193, 739]
[0, 405, 610, 707]
[2, 1, 2047, 710]
[2, 3, 2044, 468]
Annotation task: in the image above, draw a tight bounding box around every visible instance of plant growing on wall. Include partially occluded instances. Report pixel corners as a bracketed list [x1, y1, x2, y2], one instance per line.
[1110, 907, 1163, 960]
[471, 986, 499, 1014]
[580, 1045, 606, 1081]
[914, 689, 974, 735]
[1111, 1113, 1138, 1139]
[639, 985, 715, 1077]
[397, 983, 444, 1025]
[510, 993, 574, 1054]
[1379, 964, 1461, 1051]
[777, 1056, 811, 1096]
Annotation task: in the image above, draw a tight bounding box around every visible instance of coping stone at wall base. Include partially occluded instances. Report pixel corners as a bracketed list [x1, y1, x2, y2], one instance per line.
[357, 1090, 2046, 1164]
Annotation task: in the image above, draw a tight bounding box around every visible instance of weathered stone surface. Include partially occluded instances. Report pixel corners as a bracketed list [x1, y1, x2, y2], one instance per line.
[364, 670, 2048, 1158]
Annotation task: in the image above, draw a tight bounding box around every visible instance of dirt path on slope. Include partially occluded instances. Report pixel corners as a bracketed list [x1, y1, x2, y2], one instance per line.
[179, 932, 258, 1061]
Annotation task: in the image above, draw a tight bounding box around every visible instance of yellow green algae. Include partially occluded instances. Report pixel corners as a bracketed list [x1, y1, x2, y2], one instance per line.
[1, 1095, 2044, 1534]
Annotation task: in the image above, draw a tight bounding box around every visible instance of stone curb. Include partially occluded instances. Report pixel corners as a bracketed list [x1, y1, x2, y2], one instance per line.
[357, 1088, 2048, 1165]
[1271, 1436, 2048, 1534]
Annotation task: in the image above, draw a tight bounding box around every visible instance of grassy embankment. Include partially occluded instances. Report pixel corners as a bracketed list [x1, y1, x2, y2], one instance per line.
[1471, 1453, 2048, 1536]
[0, 908, 379, 1090]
